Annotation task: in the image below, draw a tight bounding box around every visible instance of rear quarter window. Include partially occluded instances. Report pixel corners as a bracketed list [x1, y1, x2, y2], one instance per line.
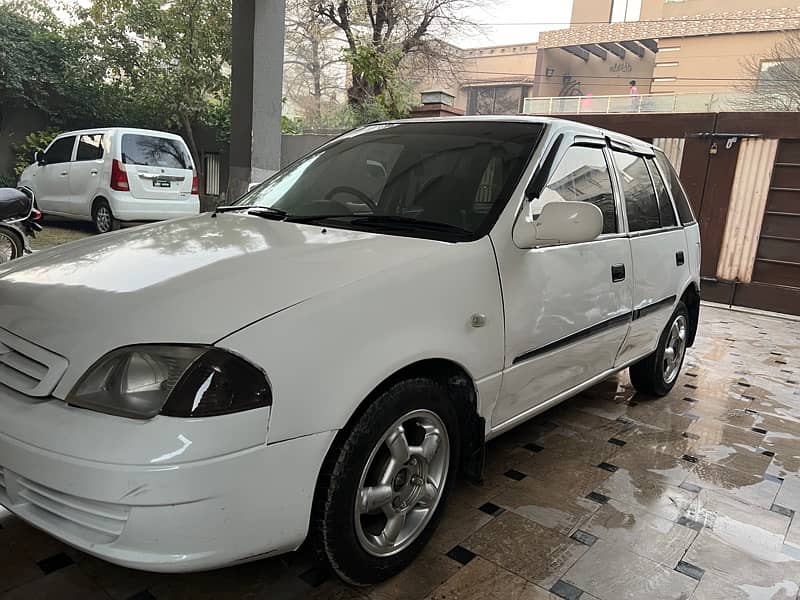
[121, 134, 192, 170]
[654, 150, 695, 225]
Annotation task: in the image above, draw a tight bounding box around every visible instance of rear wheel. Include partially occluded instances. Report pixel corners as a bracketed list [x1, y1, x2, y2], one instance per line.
[312, 378, 459, 585]
[92, 199, 118, 234]
[0, 228, 23, 263]
[630, 302, 689, 396]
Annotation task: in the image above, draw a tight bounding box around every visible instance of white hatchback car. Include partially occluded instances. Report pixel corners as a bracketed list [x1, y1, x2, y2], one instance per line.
[19, 127, 200, 233]
[0, 117, 700, 584]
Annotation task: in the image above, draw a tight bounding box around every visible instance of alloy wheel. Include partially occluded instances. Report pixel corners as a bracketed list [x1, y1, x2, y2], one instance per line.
[96, 206, 112, 233]
[354, 409, 450, 557]
[662, 313, 687, 384]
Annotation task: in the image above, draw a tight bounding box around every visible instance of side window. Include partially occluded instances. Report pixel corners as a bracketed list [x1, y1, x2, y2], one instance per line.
[76, 134, 105, 161]
[654, 150, 695, 225]
[533, 145, 617, 234]
[646, 158, 677, 227]
[613, 151, 660, 232]
[44, 136, 76, 164]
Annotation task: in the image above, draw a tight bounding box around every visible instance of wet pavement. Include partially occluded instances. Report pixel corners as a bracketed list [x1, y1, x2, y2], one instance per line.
[1, 304, 799, 599]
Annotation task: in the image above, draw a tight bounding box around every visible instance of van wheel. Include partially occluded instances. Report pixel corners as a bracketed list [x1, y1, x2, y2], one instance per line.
[630, 302, 689, 397]
[312, 378, 459, 585]
[93, 200, 119, 234]
[0, 228, 24, 263]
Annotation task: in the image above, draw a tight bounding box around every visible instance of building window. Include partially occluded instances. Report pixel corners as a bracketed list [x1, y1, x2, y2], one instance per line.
[659, 46, 680, 52]
[759, 59, 800, 84]
[467, 86, 527, 115]
[655, 62, 679, 68]
[610, 0, 641, 22]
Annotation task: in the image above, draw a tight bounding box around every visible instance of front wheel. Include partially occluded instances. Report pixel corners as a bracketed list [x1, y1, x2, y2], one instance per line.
[0, 228, 24, 263]
[630, 301, 689, 396]
[311, 378, 459, 585]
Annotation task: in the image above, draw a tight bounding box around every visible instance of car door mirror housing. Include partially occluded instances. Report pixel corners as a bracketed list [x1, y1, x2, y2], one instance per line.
[34, 151, 46, 166]
[514, 201, 603, 248]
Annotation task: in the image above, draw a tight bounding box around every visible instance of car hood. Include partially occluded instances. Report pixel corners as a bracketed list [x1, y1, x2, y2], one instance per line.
[0, 213, 444, 368]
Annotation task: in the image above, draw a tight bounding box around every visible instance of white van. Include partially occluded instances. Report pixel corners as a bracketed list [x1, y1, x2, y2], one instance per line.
[19, 128, 200, 233]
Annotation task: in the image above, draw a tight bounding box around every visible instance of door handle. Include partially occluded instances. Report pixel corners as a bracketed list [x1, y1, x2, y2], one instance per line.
[676, 251, 685, 266]
[59, 171, 68, 177]
[611, 264, 626, 282]
[91, 170, 98, 175]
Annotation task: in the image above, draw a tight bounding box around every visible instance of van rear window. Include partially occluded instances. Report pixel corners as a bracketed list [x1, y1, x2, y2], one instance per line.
[121, 135, 192, 170]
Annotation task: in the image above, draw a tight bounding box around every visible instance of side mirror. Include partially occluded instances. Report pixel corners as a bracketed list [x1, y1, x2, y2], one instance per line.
[34, 151, 46, 166]
[514, 201, 603, 248]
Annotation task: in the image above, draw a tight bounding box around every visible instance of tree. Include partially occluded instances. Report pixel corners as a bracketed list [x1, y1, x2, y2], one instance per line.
[284, 0, 346, 122]
[314, 0, 482, 108]
[0, 2, 124, 131]
[741, 32, 800, 111]
[86, 0, 233, 169]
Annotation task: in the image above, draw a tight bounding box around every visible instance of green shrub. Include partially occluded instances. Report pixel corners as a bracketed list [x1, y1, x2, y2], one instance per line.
[0, 173, 17, 188]
[13, 128, 60, 177]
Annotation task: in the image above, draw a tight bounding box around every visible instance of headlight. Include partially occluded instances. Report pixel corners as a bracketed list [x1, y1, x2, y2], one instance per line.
[66, 345, 271, 420]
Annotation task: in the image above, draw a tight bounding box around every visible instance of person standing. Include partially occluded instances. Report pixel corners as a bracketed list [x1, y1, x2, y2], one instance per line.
[629, 80, 640, 111]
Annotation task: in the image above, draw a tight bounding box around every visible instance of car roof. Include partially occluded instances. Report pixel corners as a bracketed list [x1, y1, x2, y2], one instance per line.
[54, 127, 185, 140]
[385, 115, 654, 153]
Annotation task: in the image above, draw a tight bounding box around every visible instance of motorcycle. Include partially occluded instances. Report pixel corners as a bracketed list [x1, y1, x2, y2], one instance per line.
[0, 186, 43, 263]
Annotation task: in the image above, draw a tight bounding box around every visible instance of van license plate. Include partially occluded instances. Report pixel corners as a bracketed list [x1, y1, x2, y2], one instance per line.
[153, 179, 171, 188]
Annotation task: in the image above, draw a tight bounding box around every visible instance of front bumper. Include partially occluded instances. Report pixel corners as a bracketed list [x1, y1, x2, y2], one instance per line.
[0, 392, 335, 572]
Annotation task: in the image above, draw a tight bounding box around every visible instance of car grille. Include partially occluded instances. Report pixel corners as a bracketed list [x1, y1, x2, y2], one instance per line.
[0, 466, 129, 544]
[0, 328, 68, 397]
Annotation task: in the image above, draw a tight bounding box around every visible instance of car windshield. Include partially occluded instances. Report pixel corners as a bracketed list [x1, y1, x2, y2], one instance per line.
[235, 121, 544, 240]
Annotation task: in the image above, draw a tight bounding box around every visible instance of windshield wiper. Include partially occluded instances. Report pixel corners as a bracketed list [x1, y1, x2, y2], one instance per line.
[284, 214, 360, 224]
[349, 215, 472, 235]
[212, 205, 288, 219]
[286, 214, 472, 235]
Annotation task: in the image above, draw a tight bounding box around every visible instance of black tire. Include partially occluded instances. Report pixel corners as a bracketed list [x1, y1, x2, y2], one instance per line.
[92, 199, 119, 234]
[0, 227, 24, 263]
[630, 301, 689, 397]
[311, 377, 460, 585]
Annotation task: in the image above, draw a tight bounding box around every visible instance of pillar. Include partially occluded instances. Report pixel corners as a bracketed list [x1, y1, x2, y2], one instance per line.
[228, 0, 285, 201]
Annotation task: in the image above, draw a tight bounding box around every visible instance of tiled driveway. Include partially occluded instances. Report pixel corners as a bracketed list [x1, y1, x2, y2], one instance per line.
[1, 305, 799, 599]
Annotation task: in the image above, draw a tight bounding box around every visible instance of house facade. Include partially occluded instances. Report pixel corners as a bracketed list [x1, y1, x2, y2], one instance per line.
[418, 0, 800, 115]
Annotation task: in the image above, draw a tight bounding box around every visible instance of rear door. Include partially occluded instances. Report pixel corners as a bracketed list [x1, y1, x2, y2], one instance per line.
[36, 136, 77, 214]
[68, 133, 106, 217]
[612, 144, 690, 366]
[120, 133, 194, 201]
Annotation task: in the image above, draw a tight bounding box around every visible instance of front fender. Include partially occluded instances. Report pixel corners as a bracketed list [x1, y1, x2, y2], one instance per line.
[216, 237, 505, 443]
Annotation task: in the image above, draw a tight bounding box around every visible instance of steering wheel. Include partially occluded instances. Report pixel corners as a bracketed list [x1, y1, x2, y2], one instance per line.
[325, 186, 376, 210]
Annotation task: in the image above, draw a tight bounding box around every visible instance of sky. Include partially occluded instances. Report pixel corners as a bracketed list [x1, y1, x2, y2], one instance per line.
[42, 0, 575, 49]
[457, 0, 575, 48]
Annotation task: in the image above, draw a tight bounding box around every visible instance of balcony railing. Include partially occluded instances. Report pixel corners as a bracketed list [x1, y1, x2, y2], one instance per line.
[521, 92, 768, 115]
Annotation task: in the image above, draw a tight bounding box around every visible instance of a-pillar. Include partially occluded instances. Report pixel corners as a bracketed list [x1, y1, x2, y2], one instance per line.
[228, 0, 285, 201]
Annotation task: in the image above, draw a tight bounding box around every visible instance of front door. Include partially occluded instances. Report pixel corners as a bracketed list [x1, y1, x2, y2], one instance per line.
[36, 135, 76, 215]
[492, 139, 633, 428]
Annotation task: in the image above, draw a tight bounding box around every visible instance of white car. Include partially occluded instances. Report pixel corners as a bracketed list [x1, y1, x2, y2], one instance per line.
[0, 117, 700, 584]
[19, 127, 200, 233]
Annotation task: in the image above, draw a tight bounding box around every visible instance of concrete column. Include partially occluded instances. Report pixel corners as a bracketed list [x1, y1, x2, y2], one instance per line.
[228, 0, 285, 201]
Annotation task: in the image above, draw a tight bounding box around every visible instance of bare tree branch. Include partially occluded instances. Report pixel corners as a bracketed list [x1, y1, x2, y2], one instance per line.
[738, 31, 800, 111]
